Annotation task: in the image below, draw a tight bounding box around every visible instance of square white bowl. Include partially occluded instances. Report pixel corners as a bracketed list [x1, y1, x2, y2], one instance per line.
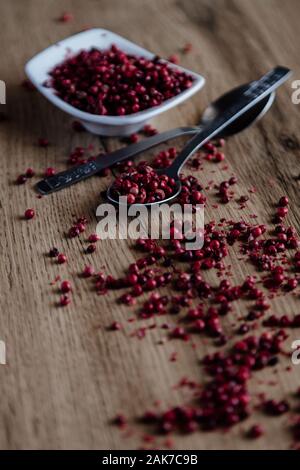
[25, 28, 205, 136]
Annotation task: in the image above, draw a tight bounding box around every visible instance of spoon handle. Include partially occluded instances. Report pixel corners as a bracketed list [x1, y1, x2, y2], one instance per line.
[167, 66, 291, 177]
[36, 126, 198, 195]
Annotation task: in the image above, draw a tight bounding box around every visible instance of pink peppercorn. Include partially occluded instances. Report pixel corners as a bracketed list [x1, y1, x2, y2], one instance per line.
[278, 196, 289, 207]
[110, 321, 122, 331]
[215, 152, 225, 162]
[45, 167, 56, 177]
[126, 273, 139, 286]
[145, 279, 157, 291]
[60, 294, 71, 306]
[86, 244, 96, 254]
[286, 278, 298, 290]
[264, 399, 290, 415]
[248, 424, 264, 438]
[57, 253, 67, 264]
[251, 226, 262, 238]
[38, 138, 49, 147]
[183, 43, 193, 53]
[58, 12, 73, 22]
[49, 247, 59, 258]
[126, 194, 136, 204]
[168, 54, 180, 64]
[77, 223, 86, 233]
[17, 175, 27, 185]
[24, 208, 35, 219]
[88, 233, 100, 243]
[277, 206, 288, 217]
[61, 280, 72, 293]
[69, 226, 80, 238]
[129, 133, 138, 143]
[82, 265, 94, 277]
[21, 79, 35, 91]
[25, 168, 35, 177]
[114, 414, 127, 427]
[120, 293, 136, 306]
[228, 176, 238, 185]
[143, 124, 157, 136]
[132, 284, 143, 297]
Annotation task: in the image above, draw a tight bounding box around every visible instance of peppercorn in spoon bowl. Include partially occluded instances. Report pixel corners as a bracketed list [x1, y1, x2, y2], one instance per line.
[25, 28, 205, 137]
[107, 165, 183, 207]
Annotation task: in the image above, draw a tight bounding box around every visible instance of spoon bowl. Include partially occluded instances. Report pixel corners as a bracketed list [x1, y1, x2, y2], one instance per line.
[107, 169, 182, 207]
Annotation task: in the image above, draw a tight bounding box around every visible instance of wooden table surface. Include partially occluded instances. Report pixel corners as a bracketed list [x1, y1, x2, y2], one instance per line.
[1, 0, 300, 450]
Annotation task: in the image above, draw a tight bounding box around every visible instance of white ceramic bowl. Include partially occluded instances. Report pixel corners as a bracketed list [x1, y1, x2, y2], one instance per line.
[25, 28, 205, 136]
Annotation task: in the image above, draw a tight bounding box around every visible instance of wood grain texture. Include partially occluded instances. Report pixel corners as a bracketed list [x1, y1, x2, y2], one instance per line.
[0, 0, 300, 450]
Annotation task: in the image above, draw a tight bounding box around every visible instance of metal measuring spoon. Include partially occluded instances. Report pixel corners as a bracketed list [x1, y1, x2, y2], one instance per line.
[107, 66, 291, 207]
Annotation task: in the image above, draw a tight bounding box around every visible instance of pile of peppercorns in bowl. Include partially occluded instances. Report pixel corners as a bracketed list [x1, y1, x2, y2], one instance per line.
[25, 28, 205, 136]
